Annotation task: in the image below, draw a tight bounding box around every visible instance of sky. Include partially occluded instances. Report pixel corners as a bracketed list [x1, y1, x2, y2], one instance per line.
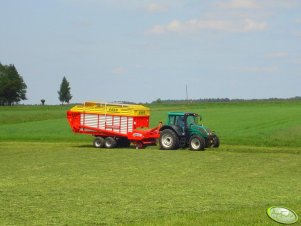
[0, 0, 301, 104]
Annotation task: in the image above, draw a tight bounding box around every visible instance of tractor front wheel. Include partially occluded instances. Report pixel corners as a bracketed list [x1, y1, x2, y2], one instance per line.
[104, 137, 117, 149]
[189, 135, 205, 151]
[212, 135, 220, 148]
[159, 129, 179, 150]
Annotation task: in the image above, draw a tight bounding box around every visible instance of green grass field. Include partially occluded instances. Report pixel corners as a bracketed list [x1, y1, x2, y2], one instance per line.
[1, 101, 301, 225]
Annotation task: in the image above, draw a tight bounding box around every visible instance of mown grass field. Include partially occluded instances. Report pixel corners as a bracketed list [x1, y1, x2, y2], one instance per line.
[0, 101, 301, 225]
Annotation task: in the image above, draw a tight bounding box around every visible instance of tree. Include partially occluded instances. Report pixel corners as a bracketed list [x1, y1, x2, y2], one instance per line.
[0, 63, 27, 106]
[58, 76, 72, 104]
[155, 98, 162, 104]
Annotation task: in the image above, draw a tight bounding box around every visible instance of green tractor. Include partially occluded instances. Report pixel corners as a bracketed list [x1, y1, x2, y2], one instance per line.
[159, 112, 220, 151]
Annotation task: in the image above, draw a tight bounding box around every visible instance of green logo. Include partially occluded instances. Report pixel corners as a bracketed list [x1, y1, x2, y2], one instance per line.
[267, 207, 298, 224]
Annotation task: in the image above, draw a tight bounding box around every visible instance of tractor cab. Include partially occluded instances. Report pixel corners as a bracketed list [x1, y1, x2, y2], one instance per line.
[167, 112, 203, 135]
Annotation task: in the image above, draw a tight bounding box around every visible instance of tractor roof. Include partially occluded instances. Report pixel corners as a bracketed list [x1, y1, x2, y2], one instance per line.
[168, 112, 199, 117]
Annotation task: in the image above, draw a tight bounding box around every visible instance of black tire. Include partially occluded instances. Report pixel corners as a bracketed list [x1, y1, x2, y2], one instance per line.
[104, 137, 117, 149]
[212, 135, 220, 148]
[189, 135, 205, 151]
[93, 137, 105, 148]
[159, 129, 179, 150]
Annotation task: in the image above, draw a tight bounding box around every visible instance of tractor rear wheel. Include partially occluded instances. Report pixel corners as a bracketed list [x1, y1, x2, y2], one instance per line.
[189, 135, 205, 151]
[93, 137, 105, 148]
[212, 135, 220, 148]
[159, 129, 179, 150]
[104, 137, 117, 149]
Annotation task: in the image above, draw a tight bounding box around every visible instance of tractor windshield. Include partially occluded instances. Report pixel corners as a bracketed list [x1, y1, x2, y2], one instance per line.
[186, 115, 199, 125]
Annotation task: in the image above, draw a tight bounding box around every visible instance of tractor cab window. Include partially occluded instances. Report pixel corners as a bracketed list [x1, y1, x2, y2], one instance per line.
[186, 115, 198, 126]
[168, 115, 176, 125]
[169, 115, 185, 127]
[176, 116, 185, 128]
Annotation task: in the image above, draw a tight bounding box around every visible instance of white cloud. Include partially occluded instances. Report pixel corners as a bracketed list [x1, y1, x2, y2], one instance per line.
[73, 19, 93, 29]
[187, 19, 233, 31]
[148, 19, 227, 34]
[217, 0, 260, 9]
[237, 66, 279, 73]
[266, 52, 289, 58]
[242, 18, 267, 32]
[166, 20, 183, 32]
[145, 3, 168, 13]
[293, 58, 301, 64]
[149, 25, 165, 34]
[293, 31, 301, 37]
[296, 19, 301, 24]
[264, 0, 300, 9]
[112, 67, 127, 75]
[148, 18, 267, 34]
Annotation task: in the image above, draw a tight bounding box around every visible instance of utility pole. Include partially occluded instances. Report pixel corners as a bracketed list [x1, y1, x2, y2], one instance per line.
[186, 84, 188, 101]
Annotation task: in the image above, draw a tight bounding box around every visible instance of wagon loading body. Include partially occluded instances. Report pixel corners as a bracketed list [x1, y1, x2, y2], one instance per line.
[67, 102, 161, 149]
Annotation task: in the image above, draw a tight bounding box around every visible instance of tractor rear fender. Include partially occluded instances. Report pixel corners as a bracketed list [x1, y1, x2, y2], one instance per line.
[159, 125, 183, 137]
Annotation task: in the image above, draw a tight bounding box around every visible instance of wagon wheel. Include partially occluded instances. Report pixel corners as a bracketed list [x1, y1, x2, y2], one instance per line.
[104, 137, 117, 149]
[93, 137, 105, 148]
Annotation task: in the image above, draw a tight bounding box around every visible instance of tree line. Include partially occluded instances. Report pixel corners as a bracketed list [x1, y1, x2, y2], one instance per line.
[151, 96, 301, 104]
[0, 63, 72, 106]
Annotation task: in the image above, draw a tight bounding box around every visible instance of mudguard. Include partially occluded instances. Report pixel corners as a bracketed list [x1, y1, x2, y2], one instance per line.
[159, 125, 184, 137]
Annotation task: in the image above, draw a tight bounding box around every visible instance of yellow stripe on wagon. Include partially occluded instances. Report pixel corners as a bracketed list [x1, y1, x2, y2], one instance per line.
[69, 102, 150, 116]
